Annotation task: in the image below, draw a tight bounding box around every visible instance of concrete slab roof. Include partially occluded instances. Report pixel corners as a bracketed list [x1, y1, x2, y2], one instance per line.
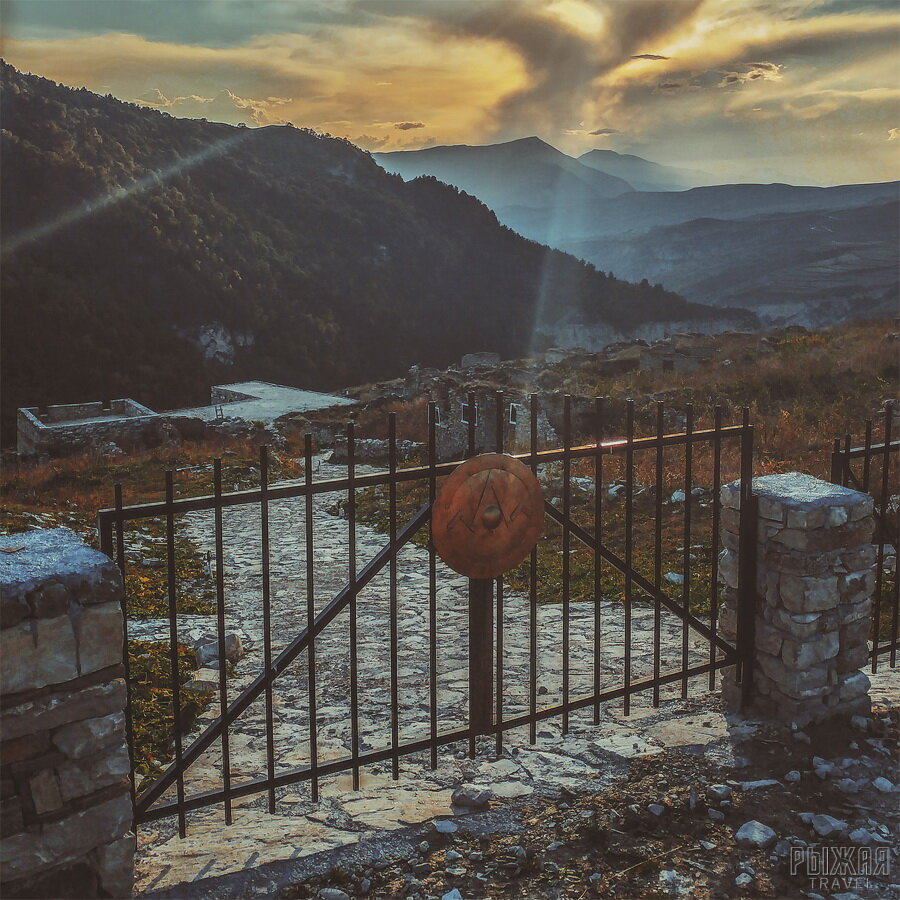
[167, 381, 353, 424]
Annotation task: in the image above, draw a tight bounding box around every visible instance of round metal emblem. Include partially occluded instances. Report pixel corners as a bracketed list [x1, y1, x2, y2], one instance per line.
[432, 453, 544, 579]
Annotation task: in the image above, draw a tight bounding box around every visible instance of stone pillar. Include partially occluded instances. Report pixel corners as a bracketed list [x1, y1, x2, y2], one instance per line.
[718, 472, 875, 727]
[1, 528, 134, 898]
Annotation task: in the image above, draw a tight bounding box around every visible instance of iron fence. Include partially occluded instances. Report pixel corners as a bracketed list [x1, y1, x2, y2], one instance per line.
[97, 396, 756, 833]
[830, 403, 899, 669]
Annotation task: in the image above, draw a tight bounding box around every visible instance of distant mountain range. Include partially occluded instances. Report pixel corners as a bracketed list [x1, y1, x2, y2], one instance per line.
[377, 138, 899, 326]
[375, 137, 632, 211]
[577, 149, 713, 192]
[0, 63, 745, 445]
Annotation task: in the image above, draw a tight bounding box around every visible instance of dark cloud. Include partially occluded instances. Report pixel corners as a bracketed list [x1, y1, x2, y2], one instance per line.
[718, 61, 782, 88]
[631, 53, 670, 60]
[394, 121, 425, 130]
[358, 0, 703, 137]
[590, 127, 621, 135]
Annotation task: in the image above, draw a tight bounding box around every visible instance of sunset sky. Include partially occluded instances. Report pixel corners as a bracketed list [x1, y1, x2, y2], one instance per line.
[2, 0, 898, 185]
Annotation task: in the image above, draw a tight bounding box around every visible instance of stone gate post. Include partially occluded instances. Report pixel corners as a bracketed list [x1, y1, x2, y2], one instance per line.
[718, 472, 876, 726]
[1, 528, 134, 898]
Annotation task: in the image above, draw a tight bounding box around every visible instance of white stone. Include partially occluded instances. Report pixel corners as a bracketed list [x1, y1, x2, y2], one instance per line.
[735, 821, 777, 849]
[810, 814, 847, 837]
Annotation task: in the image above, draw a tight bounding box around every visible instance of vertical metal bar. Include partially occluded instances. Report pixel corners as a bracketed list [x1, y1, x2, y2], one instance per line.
[304, 436, 319, 800]
[652, 402, 664, 707]
[830, 438, 844, 485]
[862, 420, 873, 491]
[593, 397, 604, 724]
[495, 391, 504, 757]
[887, 409, 900, 668]
[213, 459, 233, 825]
[708, 407, 723, 690]
[388, 414, 400, 778]
[165, 471, 186, 837]
[737, 409, 757, 709]
[872, 407, 892, 674]
[469, 578, 493, 742]
[113, 486, 136, 808]
[562, 395, 572, 733]
[623, 399, 634, 715]
[467, 390, 476, 458]
[347, 424, 360, 789]
[681, 404, 694, 699]
[427, 404, 438, 769]
[259, 446, 276, 814]
[528, 394, 538, 744]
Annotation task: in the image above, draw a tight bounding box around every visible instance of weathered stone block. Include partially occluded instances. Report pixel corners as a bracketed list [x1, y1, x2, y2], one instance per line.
[838, 671, 871, 701]
[75, 602, 122, 675]
[836, 643, 870, 673]
[27, 581, 71, 619]
[94, 832, 135, 898]
[769, 608, 821, 639]
[837, 596, 872, 625]
[757, 494, 785, 523]
[786, 506, 828, 529]
[0, 680, 126, 742]
[52, 712, 124, 760]
[755, 621, 784, 657]
[779, 573, 839, 614]
[28, 769, 63, 816]
[781, 631, 839, 668]
[718, 548, 739, 589]
[0, 793, 131, 881]
[57, 740, 130, 802]
[0, 731, 52, 766]
[839, 570, 876, 603]
[757, 653, 831, 699]
[840, 617, 871, 648]
[1, 615, 78, 695]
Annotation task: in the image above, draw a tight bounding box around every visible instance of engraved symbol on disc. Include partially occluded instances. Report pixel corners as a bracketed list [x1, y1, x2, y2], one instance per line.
[432, 453, 544, 579]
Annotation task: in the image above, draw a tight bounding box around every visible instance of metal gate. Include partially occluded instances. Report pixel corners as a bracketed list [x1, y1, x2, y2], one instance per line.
[830, 403, 899, 670]
[97, 396, 757, 834]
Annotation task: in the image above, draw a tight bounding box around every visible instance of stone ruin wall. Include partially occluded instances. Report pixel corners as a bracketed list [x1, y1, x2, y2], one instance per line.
[0, 528, 134, 898]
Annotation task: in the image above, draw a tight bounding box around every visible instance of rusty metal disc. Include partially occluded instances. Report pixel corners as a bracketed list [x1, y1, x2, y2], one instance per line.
[432, 453, 544, 579]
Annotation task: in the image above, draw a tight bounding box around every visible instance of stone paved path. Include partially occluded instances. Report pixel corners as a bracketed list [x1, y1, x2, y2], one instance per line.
[134, 456, 734, 893]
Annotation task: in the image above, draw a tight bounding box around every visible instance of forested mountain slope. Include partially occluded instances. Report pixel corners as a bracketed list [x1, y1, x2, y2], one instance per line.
[0, 63, 734, 445]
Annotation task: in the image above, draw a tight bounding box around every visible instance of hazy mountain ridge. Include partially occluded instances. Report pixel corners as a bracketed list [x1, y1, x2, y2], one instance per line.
[562, 201, 900, 324]
[577, 149, 713, 192]
[377, 137, 899, 324]
[0, 63, 741, 445]
[375, 137, 633, 211]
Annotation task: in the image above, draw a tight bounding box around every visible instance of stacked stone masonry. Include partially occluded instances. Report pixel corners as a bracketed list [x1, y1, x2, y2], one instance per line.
[718, 472, 875, 727]
[0, 528, 134, 898]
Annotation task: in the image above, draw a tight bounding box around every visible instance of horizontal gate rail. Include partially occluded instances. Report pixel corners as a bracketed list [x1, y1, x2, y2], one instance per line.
[138, 656, 733, 824]
[134, 502, 431, 817]
[97, 425, 747, 526]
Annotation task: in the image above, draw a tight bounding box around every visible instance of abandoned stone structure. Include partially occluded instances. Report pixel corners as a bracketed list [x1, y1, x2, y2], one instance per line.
[0, 528, 134, 898]
[17, 399, 165, 458]
[719, 473, 875, 726]
[17, 382, 352, 460]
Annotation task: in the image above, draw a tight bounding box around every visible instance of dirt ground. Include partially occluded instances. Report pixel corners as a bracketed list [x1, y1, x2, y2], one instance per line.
[280, 707, 898, 900]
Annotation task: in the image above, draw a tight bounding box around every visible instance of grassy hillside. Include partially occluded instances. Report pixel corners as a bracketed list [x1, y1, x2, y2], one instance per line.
[1, 62, 723, 446]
